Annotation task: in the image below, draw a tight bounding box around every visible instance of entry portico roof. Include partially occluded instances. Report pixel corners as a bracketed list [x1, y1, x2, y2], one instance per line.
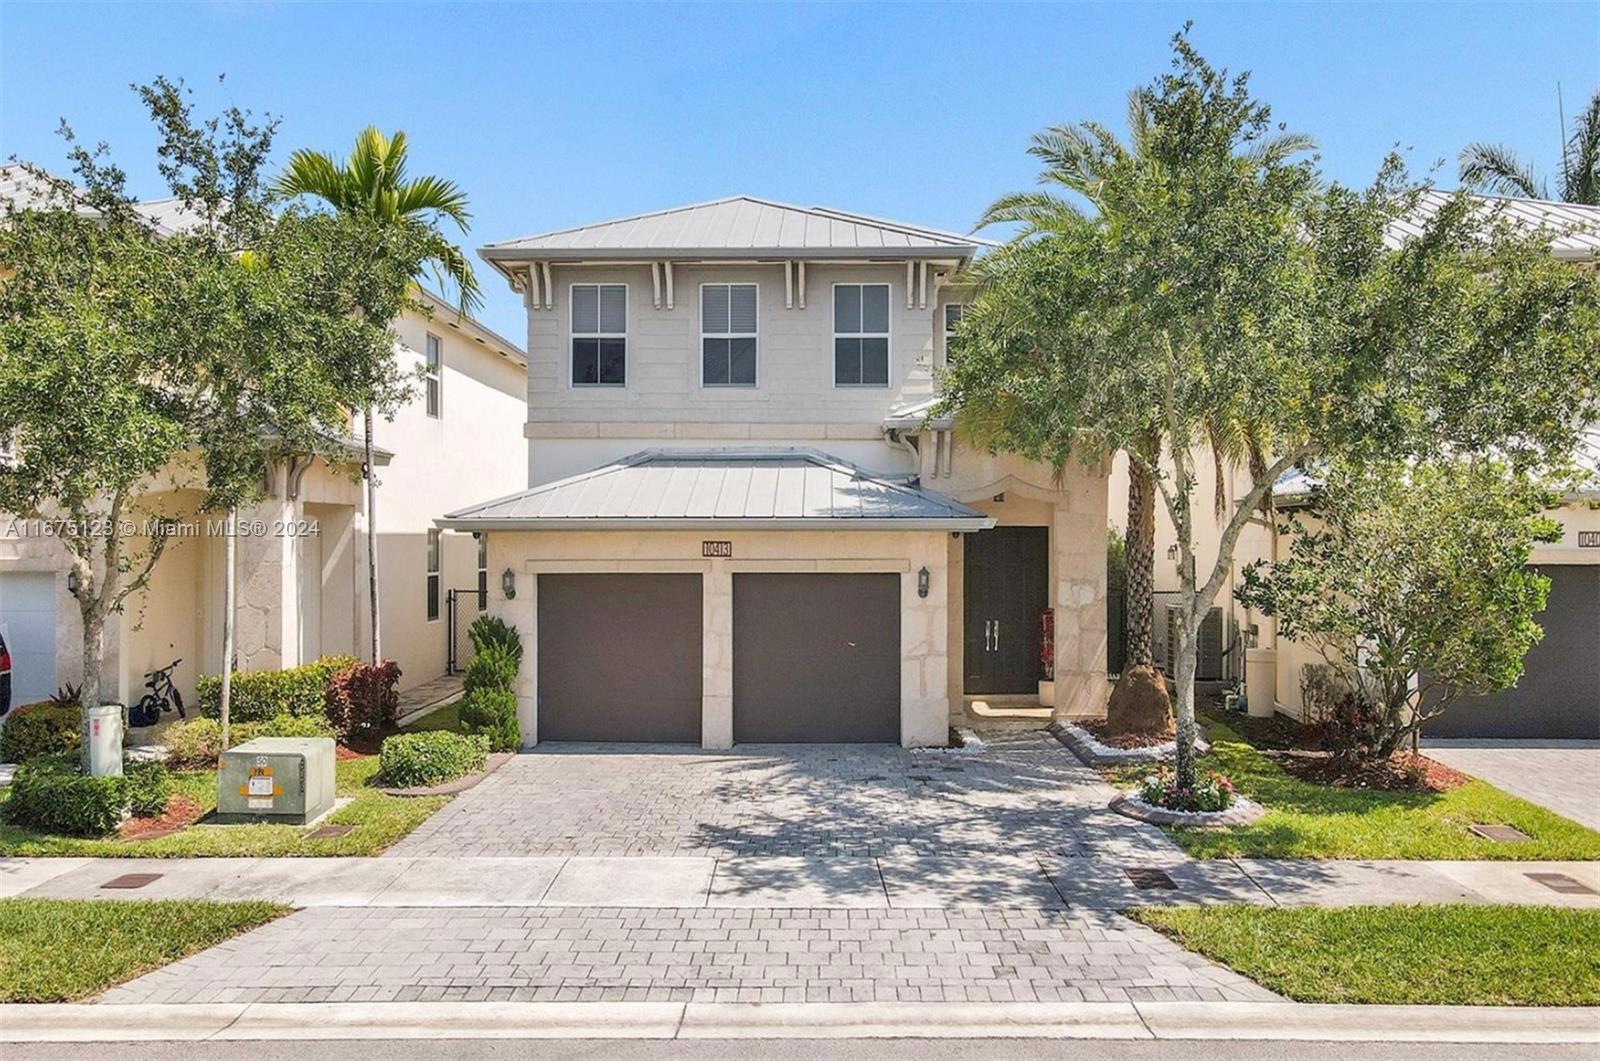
[437, 449, 995, 531]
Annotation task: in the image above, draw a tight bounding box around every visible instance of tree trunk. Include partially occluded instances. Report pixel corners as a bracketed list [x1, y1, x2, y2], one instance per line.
[219, 507, 236, 759]
[79, 604, 106, 708]
[364, 404, 381, 664]
[1172, 616, 1200, 788]
[1125, 460, 1156, 669]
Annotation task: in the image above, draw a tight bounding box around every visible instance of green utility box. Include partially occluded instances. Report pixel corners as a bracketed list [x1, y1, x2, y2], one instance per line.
[216, 737, 336, 825]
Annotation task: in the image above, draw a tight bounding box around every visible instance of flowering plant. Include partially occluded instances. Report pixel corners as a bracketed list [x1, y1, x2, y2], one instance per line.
[1039, 610, 1055, 681]
[1139, 768, 1236, 812]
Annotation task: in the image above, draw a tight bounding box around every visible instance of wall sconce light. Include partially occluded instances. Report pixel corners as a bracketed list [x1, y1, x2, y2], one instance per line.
[917, 566, 930, 599]
[66, 569, 80, 595]
[501, 568, 517, 600]
[1166, 544, 1179, 560]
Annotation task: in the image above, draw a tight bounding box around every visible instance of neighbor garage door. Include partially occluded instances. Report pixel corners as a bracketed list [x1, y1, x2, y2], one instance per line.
[1426, 565, 1600, 739]
[733, 573, 900, 743]
[536, 574, 703, 742]
[0, 572, 58, 706]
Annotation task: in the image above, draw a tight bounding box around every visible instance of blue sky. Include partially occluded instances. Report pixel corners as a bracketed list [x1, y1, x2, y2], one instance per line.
[3, 1, 1596, 340]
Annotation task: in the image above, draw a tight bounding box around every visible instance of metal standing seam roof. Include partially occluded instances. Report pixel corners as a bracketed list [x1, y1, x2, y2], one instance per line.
[480, 196, 992, 261]
[1386, 190, 1600, 261]
[437, 449, 996, 530]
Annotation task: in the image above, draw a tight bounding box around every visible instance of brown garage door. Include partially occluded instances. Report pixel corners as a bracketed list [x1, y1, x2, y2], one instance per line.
[537, 574, 703, 742]
[1425, 565, 1600, 740]
[733, 573, 900, 743]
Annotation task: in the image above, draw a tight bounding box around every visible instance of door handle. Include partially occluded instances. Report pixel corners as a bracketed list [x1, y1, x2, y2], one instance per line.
[983, 620, 993, 651]
[994, 620, 1000, 650]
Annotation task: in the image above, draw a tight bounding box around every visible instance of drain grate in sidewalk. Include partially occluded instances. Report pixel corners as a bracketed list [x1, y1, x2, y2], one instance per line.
[1124, 867, 1177, 890]
[101, 873, 163, 890]
[1526, 871, 1598, 896]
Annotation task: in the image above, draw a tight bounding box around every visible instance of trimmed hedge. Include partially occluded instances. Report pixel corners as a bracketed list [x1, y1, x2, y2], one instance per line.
[325, 660, 401, 739]
[164, 713, 336, 770]
[378, 731, 489, 788]
[467, 614, 523, 663]
[2, 756, 126, 836]
[460, 687, 519, 752]
[0, 703, 81, 764]
[462, 646, 518, 697]
[124, 761, 174, 818]
[195, 656, 356, 724]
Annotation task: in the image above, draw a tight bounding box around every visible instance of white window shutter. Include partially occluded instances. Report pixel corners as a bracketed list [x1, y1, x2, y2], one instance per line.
[729, 284, 757, 333]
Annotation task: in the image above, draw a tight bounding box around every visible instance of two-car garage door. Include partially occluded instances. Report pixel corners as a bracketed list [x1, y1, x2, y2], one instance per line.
[535, 572, 900, 743]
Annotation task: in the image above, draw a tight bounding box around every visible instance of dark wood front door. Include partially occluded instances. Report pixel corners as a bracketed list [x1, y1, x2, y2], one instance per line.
[964, 527, 1049, 695]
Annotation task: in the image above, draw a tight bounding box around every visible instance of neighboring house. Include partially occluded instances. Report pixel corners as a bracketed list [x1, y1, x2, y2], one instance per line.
[1108, 191, 1600, 739]
[0, 165, 528, 710]
[444, 196, 1112, 749]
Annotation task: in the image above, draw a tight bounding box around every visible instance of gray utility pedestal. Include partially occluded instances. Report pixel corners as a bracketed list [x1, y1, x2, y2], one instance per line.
[216, 737, 335, 825]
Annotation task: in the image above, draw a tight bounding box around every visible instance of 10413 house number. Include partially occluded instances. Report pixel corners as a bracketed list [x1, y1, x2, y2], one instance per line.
[1579, 531, 1599, 548]
[702, 541, 733, 558]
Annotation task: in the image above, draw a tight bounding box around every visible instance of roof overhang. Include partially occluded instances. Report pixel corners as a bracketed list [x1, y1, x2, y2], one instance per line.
[437, 515, 994, 532]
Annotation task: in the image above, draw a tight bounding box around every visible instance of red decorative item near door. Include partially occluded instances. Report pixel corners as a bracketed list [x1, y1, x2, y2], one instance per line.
[1039, 610, 1055, 681]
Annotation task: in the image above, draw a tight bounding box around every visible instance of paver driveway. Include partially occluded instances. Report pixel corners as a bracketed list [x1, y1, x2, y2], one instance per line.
[1424, 739, 1600, 830]
[389, 728, 1179, 861]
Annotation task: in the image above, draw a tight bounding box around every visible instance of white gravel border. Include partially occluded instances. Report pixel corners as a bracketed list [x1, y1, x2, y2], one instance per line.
[1051, 720, 1210, 765]
[1109, 790, 1266, 827]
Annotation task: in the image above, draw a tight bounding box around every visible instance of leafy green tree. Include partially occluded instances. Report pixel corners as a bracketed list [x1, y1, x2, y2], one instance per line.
[943, 33, 1600, 787]
[1236, 460, 1562, 755]
[975, 78, 1311, 734]
[273, 127, 480, 663]
[1460, 89, 1600, 204]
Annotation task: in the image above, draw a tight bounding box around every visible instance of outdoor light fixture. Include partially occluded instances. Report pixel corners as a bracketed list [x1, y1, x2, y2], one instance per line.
[501, 568, 517, 600]
[1167, 544, 1180, 560]
[66, 569, 80, 595]
[917, 566, 930, 599]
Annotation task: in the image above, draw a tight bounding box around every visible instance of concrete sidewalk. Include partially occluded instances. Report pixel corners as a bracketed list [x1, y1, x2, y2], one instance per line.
[5, 855, 1599, 909]
[1, 1000, 1595, 1044]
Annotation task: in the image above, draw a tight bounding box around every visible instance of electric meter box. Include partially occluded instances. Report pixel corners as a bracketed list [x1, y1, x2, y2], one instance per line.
[216, 737, 336, 825]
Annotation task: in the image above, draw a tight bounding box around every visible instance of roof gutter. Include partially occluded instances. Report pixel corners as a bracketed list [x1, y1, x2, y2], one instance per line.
[435, 516, 996, 533]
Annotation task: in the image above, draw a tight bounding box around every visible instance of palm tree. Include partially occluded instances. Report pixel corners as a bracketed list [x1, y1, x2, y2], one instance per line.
[1460, 89, 1600, 204]
[274, 127, 480, 663]
[975, 92, 1297, 733]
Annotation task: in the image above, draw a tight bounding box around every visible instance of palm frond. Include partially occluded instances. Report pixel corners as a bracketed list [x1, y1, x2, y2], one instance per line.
[1459, 141, 1545, 199]
[396, 175, 472, 231]
[1242, 131, 1316, 167]
[1560, 90, 1600, 205]
[272, 149, 349, 207]
[974, 191, 1087, 237]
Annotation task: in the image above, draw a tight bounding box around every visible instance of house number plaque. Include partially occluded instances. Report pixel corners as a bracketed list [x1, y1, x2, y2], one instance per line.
[702, 541, 733, 558]
[1579, 531, 1599, 548]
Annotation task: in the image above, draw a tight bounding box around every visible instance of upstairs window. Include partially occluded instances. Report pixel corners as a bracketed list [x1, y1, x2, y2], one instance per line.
[426, 529, 441, 622]
[424, 333, 442, 417]
[571, 283, 627, 386]
[943, 303, 964, 362]
[701, 283, 758, 386]
[833, 283, 890, 387]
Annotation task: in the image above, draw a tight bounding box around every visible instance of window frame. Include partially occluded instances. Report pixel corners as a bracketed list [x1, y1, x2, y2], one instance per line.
[425, 528, 441, 623]
[699, 281, 760, 388]
[424, 333, 443, 418]
[831, 282, 893, 388]
[568, 282, 628, 388]
[475, 533, 488, 611]
[942, 303, 964, 365]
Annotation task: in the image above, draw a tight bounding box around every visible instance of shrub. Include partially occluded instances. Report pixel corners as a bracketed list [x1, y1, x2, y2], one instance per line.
[2, 756, 126, 836]
[0, 703, 81, 763]
[324, 660, 401, 739]
[462, 646, 518, 697]
[467, 614, 523, 663]
[1140, 768, 1236, 813]
[378, 730, 489, 787]
[195, 655, 356, 724]
[124, 761, 173, 818]
[164, 713, 336, 769]
[459, 687, 520, 752]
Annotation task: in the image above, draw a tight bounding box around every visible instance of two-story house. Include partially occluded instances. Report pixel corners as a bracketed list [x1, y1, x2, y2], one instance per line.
[442, 197, 1111, 748]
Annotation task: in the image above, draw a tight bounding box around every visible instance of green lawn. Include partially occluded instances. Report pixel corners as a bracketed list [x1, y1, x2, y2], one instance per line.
[1105, 714, 1600, 860]
[0, 756, 445, 857]
[0, 899, 287, 1002]
[1129, 904, 1600, 1006]
[400, 700, 463, 734]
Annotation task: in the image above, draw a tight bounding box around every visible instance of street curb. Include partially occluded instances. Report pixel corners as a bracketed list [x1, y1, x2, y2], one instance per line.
[1, 1000, 1596, 1043]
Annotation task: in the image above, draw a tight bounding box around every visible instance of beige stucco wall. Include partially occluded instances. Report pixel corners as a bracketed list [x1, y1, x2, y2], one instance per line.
[369, 311, 527, 689]
[482, 528, 951, 749]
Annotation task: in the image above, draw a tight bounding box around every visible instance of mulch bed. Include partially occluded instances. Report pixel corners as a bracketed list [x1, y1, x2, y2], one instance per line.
[1274, 750, 1470, 793]
[118, 793, 205, 842]
[1077, 718, 1177, 749]
[335, 744, 369, 761]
